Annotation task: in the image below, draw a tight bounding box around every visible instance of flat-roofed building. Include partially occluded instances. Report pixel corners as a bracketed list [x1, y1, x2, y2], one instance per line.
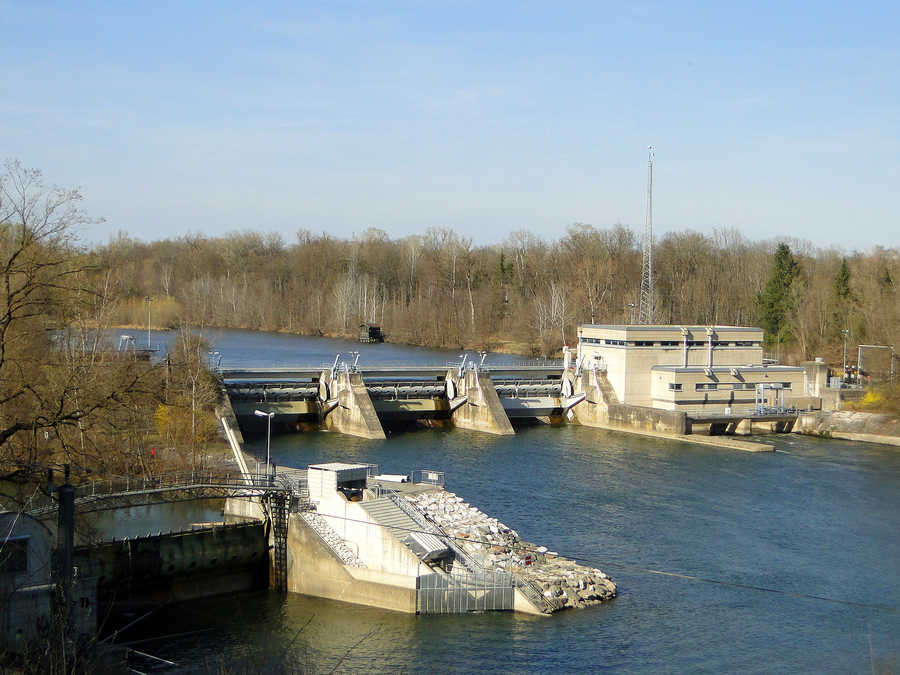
[576, 324, 804, 414]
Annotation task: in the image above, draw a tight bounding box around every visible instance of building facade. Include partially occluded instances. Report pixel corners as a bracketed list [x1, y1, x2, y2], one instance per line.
[576, 324, 805, 414]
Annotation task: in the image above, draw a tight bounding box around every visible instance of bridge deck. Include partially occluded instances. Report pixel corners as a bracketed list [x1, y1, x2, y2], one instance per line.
[222, 364, 564, 381]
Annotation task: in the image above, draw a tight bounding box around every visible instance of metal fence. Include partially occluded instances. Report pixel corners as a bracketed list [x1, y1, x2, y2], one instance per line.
[411, 469, 444, 487]
[416, 570, 515, 614]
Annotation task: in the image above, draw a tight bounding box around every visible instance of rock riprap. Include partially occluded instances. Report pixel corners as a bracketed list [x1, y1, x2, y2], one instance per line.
[300, 511, 366, 567]
[405, 491, 616, 611]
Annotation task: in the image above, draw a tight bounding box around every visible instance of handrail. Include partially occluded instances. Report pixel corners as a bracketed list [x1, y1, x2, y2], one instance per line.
[26, 470, 299, 516]
[382, 490, 486, 574]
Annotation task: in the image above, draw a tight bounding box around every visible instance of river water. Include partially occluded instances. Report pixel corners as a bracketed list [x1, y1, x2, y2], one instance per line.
[109, 329, 900, 673]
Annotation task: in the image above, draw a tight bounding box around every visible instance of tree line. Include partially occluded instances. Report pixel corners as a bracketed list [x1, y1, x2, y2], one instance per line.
[100, 223, 897, 365]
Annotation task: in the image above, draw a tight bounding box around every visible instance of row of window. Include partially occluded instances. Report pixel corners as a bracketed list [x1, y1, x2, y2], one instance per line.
[668, 382, 793, 392]
[580, 338, 761, 347]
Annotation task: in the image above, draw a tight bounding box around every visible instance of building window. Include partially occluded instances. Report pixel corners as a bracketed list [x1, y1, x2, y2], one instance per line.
[659, 340, 679, 346]
[687, 340, 706, 347]
[695, 383, 718, 391]
[0, 537, 28, 574]
[781, 382, 792, 389]
[668, 383, 683, 391]
[734, 341, 753, 347]
[603, 339, 626, 346]
[713, 341, 730, 347]
[632, 341, 654, 347]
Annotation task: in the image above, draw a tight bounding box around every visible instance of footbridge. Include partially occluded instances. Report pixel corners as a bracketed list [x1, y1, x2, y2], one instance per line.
[222, 356, 586, 440]
[29, 468, 311, 595]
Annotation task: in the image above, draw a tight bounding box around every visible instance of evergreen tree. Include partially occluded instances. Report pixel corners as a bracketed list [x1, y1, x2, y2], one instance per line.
[829, 258, 855, 337]
[833, 258, 853, 301]
[757, 242, 800, 343]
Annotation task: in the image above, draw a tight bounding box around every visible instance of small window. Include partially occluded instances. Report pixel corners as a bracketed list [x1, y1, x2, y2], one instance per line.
[633, 341, 654, 347]
[659, 340, 679, 346]
[668, 383, 683, 391]
[735, 341, 753, 347]
[695, 383, 717, 391]
[782, 382, 792, 390]
[713, 341, 730, 347]
[0, 537, 28, 574]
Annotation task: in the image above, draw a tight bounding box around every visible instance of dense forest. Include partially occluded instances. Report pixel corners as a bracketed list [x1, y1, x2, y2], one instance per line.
[2, 160, 898, 484]
[101, 220, 898, 368]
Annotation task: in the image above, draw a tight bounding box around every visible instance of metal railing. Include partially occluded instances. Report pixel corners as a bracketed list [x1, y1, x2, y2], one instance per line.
[299, 511, 366, 567]
[412, 469, 444, 487]
[513, 575, 562, 613]
[382, 490, 485, 575]
[26, 470, 296, 516]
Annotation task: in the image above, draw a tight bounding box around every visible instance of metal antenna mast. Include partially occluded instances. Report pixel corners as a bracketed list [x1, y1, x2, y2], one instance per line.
[638, 145, 654, 324]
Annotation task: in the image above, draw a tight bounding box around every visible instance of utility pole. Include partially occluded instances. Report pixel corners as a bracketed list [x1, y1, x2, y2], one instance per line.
[638, 146, 654, 324]
[145, 295, 152, 350]
[56, 464, 75, 628]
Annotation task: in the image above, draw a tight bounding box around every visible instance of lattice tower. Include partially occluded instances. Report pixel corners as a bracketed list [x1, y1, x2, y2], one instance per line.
[638, 146, 654, 324]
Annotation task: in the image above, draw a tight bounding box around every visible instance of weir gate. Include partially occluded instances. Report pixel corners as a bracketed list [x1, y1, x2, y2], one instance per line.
[222, 359, 586, 439]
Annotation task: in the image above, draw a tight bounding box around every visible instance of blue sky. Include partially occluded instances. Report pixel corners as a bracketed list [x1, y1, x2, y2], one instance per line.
[2, 1, 898, 249]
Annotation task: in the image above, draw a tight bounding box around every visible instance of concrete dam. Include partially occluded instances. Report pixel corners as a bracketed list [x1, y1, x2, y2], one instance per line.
[223, 358, 586, 439]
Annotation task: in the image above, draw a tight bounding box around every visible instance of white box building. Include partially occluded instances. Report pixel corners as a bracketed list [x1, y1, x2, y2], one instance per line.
[576, 324, 805, 414]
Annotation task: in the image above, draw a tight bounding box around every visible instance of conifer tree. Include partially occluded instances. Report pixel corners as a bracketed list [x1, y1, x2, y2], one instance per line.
[758, 242, 800, 344]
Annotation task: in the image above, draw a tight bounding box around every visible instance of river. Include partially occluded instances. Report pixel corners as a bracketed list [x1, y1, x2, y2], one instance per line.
[108, 329, 900, 672]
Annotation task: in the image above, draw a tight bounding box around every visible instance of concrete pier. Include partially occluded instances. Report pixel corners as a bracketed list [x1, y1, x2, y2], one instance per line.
[450, 370, 515, 435]
[321, 369, 386, 439]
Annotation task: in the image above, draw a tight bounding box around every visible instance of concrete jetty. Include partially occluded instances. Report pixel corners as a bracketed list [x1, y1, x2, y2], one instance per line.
[224, 461, 616, 615]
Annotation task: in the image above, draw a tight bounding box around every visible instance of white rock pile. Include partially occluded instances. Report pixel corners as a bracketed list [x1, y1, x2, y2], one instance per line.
[405, 491, 615, 611]
[300, 511, 366, 567]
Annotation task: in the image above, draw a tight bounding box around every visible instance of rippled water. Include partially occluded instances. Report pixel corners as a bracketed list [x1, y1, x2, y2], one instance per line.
[110, 330, 900, 672]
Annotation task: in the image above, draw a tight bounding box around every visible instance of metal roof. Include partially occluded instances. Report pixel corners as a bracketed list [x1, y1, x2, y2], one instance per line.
[579, 324, 762, 332]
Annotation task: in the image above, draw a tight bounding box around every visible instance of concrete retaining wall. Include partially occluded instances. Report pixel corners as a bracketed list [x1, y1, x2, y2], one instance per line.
[287, 514, 417, 613]
[574, 369, 687, 434]
[75, 523, 268, 605]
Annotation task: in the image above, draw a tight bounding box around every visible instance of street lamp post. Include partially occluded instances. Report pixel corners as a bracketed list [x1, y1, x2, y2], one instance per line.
[253, 410, 275, 480]
[841, 329, 849, 383]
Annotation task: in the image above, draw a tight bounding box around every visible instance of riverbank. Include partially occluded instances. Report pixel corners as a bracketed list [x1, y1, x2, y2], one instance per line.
[795, 410, 900, 447]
